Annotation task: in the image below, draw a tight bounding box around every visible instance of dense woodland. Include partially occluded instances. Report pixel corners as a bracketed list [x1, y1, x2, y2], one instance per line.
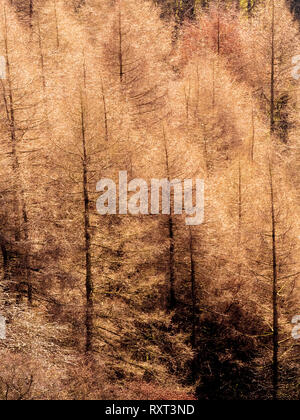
[0, 0, 299, 400]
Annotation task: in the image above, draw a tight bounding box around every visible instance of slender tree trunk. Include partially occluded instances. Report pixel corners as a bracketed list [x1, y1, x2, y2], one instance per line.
[37, 11, 51, 132]
[37, 13, 46, 92]
[118, 4, 123, 82]
[184, 80, 190, 122]
[174, 0, 181, 40]
[101, 80, 109, 141]
[238, 160, 242, 234]
[163, 133, 176, 311]
[247, 0, 252, 16]
[203, 129, 209, 175]
[212, 59, 215, 110]
[270, 0, 275, 134]
[189, 227, 196, 349]
[3, 7, 31, 304]
[237, 161, 242, 285]
[29, 0, 33, 29]
[250, 103, 255, 162]
[269, 163, 279, 400]
[167, 215, 176, 310]
[3, 11, 20, 243]
[80, 92, 94, 354]
[217, 1, 220, 55]
[190, 0, 196, 19]
[22, 203, 32, 306]
[195, 64, 200, 116]
[53, 0, 60, 49]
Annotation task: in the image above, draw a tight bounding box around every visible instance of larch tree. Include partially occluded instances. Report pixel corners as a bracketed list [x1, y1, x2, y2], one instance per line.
[0, 2, 45, 305]
[100, 0, 172, 129]
[243, 0, 299, 141]
[242, 151, 300, 399]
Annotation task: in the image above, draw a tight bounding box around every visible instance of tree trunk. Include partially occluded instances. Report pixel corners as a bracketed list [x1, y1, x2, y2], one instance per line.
[189, 227, 196, 349]
[3, 8, 31, 304]
[37, 12, 46, 91]
[118, 4, 123, 82]
[29, 0, 33, 28]
[217, 5, 220, 55]
[250, 103, 255, 162]
[53, 0, 60, 49]
[270, 0, 275, 134]
[163, 134, 176, 311]
[80, 92, 94, 354]
[269, 163, 279, 400]
[101, 80, 109, 141]
[167, 215, 176, 310]
[247, 0, 252, 16]
[237, 161, 242, 283]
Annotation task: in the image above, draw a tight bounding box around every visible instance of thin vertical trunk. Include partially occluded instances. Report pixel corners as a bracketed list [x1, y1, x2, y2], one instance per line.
[53, 0, 60, 49]
[101, 79, 109, 141]
[37, 13, 46, 92]
[237, 161, 242, 285]
[3, 7, 31, 304]
[22, 203, 32, 306]
[163, 132, 176, 311]
[217, 1, 220, 55]
[118, 4, 123, 82]
[269, 163, 279, 400]
[196, 66, 210, 175]
[37, 11, 50, 131]
[212, 59, 215, 110]
[174, 0, 181, 40]
[250, 103, 255, 162]
[200, 120, 209, 175]
[3, 8, 20, 243]
[203, 133, 209, 175]
[238, 160, 242, 235]
[80, 91, 94, 354]
[189, 227, 196, 349]
[29, 0, 33, 29]
[247, 0, 252, 16]
[167, 215, 176, 311]
[195, 64, 200, 116]
[270, 0, 275, 134]
[213, 1, 220, 112]
[190, 0, 196, 19]
[82, 52, 87, 89]
[184, 80, 190, 122]
[128, 155, 133, 179]
[217, 17, 220, 55]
